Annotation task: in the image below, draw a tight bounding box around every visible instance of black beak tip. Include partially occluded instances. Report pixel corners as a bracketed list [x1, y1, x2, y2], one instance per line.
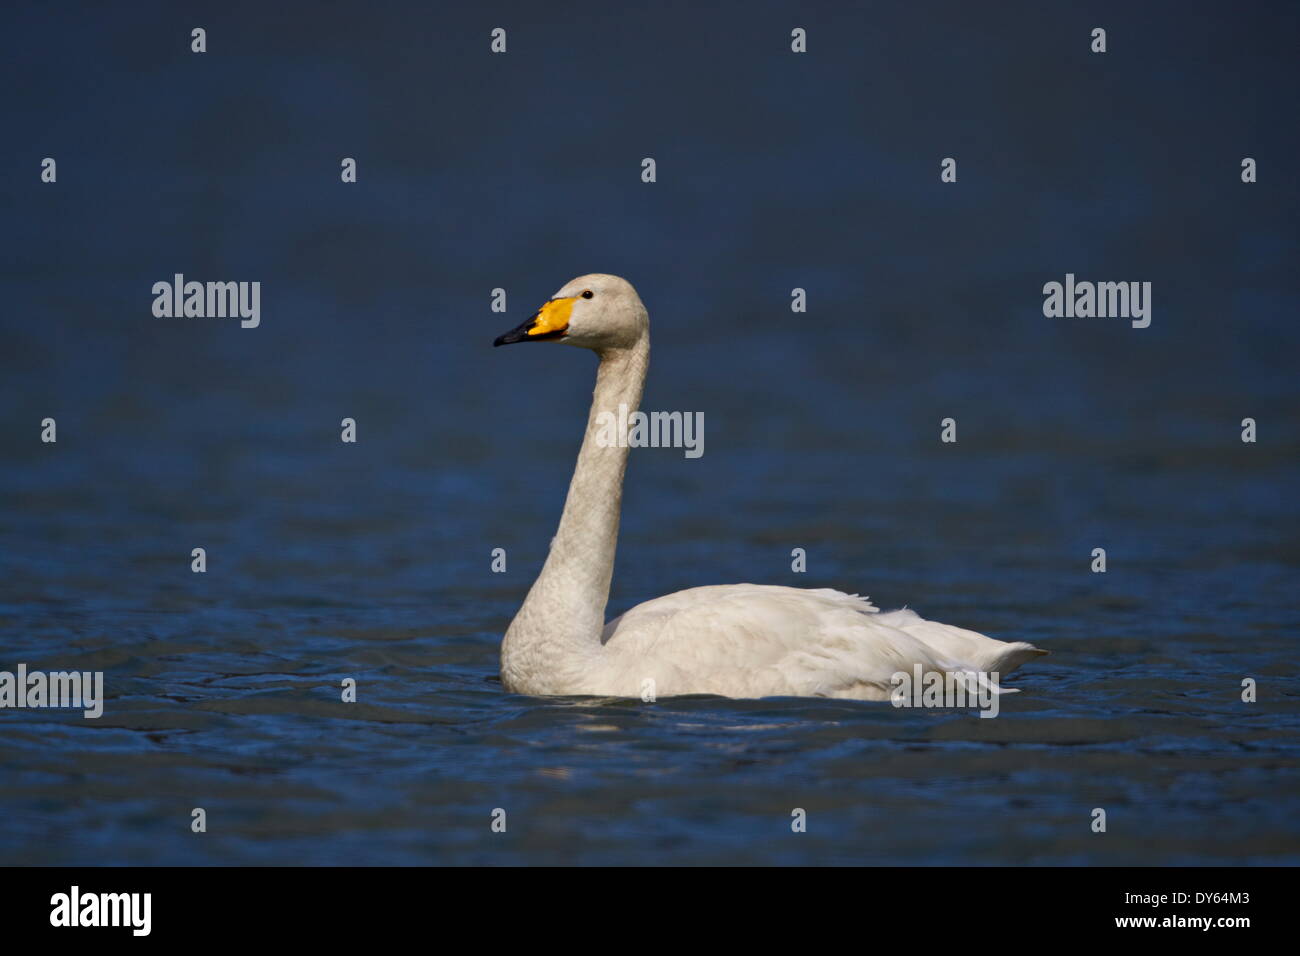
[494, 315, 540, 347]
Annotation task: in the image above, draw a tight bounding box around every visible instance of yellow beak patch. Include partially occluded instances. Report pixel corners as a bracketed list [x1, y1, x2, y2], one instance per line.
[528, 297, 576, 337]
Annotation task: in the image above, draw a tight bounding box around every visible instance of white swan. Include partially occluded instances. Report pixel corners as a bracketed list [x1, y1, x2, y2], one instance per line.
[493, 274, 1045, 699]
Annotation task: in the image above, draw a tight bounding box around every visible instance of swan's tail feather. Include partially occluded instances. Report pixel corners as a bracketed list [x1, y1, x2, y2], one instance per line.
[978, 642, 1048, 675]
[940, 663, 1024, 696]
[879, 609, 1047, 680]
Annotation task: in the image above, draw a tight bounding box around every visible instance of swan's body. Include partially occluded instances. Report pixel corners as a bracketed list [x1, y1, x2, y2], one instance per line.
[494, 274, 1045, 700]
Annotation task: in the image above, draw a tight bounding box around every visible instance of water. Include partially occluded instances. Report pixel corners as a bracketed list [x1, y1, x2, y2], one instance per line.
[1, 1, 1298, 865]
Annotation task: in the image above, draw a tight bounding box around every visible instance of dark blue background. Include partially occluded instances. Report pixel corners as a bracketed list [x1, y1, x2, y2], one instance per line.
[1, 1, 1296, 865]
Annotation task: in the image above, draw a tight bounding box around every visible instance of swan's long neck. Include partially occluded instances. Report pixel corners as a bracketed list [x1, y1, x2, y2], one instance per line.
[501, 334, 650, 694]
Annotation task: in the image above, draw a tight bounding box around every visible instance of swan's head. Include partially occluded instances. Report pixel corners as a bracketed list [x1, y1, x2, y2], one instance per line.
[493, 273, 647, 351]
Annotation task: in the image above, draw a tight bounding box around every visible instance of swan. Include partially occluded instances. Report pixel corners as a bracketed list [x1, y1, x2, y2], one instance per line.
[492, 274, 1046, 699]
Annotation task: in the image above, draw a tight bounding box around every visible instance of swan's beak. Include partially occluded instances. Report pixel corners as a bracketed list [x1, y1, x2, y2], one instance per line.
[493, 297, 575, 346]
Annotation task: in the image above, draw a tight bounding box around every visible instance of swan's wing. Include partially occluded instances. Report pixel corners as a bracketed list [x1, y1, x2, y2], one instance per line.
[600, 584, 995, 698]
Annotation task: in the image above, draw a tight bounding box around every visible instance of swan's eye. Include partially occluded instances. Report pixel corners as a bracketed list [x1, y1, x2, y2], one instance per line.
[581, 290, 593, 299]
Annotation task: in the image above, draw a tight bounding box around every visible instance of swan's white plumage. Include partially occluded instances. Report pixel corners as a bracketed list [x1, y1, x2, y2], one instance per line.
[597, 586, 1043, 700]
[494, 274, 1045, 700]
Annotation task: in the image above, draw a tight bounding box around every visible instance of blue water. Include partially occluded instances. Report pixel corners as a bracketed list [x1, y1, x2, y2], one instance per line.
[1, 1, 1298, 865]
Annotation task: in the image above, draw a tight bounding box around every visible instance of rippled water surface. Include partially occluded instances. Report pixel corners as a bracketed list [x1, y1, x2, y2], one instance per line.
[3, 378, 1296, 865]
[2, 1, 1298, 865]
